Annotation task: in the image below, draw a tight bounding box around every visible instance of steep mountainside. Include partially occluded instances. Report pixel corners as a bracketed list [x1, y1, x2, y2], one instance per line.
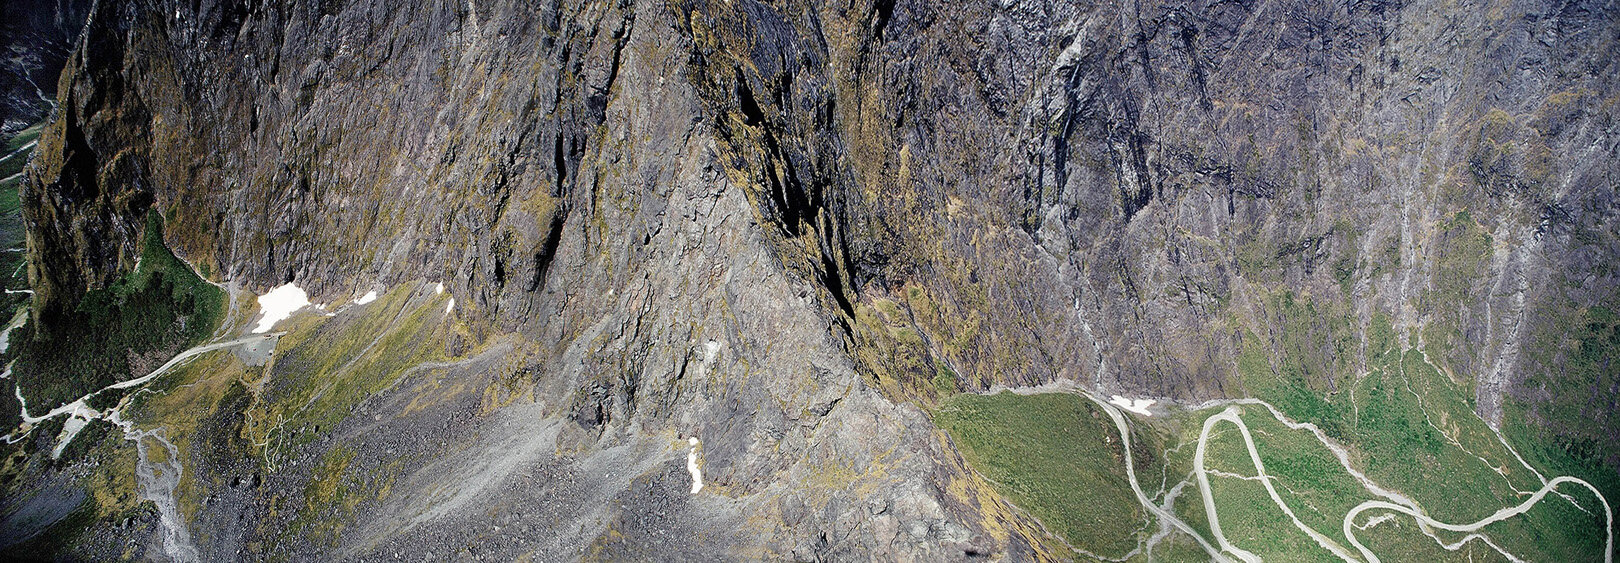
[0, 0, 91, 135]
[3, 0, 1618, 560]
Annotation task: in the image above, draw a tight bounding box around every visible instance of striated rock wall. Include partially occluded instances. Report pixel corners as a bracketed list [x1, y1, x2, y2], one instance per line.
[18, 0, 1620, 556]
[670, 0, 1619, 430]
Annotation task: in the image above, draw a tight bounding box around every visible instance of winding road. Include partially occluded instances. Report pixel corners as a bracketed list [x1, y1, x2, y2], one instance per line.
[1075, 390, 1234, 562]
[12, 333, 281, 427]
[1194, 406, 1361, 562]
[1183, 401, 1613, 562]
[1011, 383, 1620, 563]
[1342, 476, 1613, 563]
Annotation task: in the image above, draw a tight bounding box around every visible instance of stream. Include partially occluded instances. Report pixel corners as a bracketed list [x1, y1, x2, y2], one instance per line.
[7, 332, 280, 562]
[109, 410, 199, 563]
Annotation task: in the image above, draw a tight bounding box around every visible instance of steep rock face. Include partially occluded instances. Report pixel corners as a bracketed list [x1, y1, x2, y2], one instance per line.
[17, 0, 1620, 557]
[25, 0, 1054, 558]
[671, 0, 1620, 450]
[23, 1, 170, 330]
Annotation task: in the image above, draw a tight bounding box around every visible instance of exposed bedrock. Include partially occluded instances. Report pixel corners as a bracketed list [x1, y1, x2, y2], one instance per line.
[17, 0, 1620, 558]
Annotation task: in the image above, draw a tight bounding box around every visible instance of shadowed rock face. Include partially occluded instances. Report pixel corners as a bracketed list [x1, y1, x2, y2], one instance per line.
[0, 0, 91, 135]
[14, 0, 1620, 558]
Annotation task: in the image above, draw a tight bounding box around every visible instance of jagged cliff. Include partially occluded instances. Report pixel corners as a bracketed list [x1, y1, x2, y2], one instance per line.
[6, 0, 1619, 559]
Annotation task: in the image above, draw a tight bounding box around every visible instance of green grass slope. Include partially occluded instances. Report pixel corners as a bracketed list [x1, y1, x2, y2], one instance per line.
[933, 391, 1146, 558]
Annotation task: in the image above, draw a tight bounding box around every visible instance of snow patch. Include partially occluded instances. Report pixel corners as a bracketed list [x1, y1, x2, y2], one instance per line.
[355, 290, 378, 305]
[253, 283, 310, 333]
[434, 282, 444, 295]
[686, 437, 704, 494]
[1110, 395, 1157, 416]
[445, 298, 455, 314]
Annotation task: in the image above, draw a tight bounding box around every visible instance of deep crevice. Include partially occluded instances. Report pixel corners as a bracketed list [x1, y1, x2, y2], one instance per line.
[528, 210, 567, 292]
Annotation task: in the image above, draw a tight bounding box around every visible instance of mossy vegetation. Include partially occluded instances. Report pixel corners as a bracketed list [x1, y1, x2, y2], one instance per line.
[1243, 314, 1531, 513]
[849, 296, 953, 404]
[933, 392, 1145, 557]
[12, 213, 225, 411]
[1519, 305, 1620, 472]
[1501, 302, 1620, 557]
[1233, 291, 1361, 440]
[1500, 400, 1620, 560]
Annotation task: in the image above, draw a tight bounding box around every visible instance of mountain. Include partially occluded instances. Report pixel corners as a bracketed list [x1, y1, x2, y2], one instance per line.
[2, 0, 1617, 560]
[0, 0, 90, 136]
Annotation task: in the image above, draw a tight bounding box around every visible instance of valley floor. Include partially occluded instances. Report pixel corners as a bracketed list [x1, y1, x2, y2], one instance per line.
[938, 370, 1616, 562]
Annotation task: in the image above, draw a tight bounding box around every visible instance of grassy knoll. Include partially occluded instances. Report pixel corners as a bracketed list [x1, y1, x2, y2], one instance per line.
[12, 213, 225, 411]
[933, 392, 1144, 557]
